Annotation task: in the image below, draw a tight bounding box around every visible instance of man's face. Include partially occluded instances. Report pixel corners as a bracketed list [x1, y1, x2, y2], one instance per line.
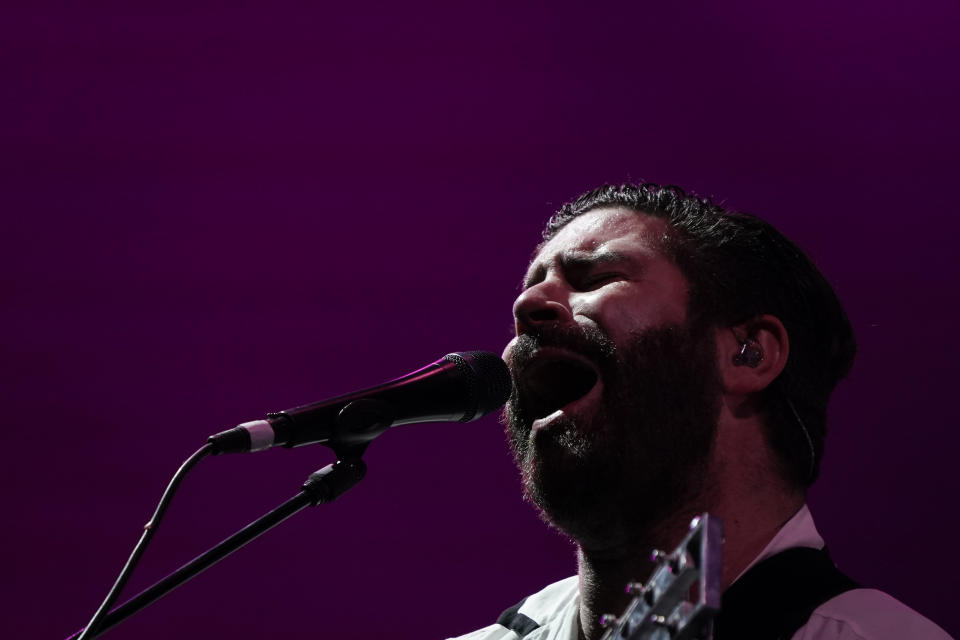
[502, 208, 722, 550]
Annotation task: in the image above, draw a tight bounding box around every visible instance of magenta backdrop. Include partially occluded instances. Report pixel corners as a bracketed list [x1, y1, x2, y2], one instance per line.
[3, 2, 959, 638]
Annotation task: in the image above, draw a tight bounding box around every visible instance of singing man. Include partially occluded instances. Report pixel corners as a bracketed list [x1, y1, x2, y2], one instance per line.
[451, 183, 952, 640]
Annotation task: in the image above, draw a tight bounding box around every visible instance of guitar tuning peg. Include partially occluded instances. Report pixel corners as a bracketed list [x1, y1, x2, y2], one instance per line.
[599, 613, 619, 628]
[650, 614, 677, 632]
[625, 581, 645, 595]
[689, 515, 701, 529]
[650, 549, 667, 563]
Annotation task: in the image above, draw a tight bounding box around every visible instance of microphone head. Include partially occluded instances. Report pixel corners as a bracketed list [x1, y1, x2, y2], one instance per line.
[442, 351, 512, 422]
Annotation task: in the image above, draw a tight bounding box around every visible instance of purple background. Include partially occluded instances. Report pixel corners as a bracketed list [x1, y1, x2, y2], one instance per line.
[3, 2, 959, 638]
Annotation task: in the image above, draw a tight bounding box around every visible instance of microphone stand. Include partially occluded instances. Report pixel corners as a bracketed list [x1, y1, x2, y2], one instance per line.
[66, 456, 367, 640]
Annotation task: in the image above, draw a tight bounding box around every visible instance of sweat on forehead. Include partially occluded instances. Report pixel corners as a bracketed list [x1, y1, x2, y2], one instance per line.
[528, 208, 674, 268]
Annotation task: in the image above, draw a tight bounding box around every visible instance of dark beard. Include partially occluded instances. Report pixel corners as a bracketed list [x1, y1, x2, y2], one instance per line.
[503, 323, 722, 551]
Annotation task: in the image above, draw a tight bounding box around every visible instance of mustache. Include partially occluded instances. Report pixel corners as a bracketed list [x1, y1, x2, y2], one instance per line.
[508, 324, 617, 375]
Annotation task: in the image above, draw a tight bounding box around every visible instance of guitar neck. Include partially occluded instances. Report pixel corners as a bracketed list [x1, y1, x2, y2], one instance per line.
[598, 513, 723, 640]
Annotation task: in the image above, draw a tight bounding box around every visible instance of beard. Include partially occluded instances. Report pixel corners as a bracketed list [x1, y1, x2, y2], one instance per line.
[503, 322, 722, 551]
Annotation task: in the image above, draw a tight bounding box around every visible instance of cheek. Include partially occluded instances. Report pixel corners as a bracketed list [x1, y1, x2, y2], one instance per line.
[588, 296, 686, 343]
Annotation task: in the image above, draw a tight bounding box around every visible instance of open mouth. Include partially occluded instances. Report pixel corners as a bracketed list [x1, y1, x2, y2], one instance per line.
[519, 354, 600, 420]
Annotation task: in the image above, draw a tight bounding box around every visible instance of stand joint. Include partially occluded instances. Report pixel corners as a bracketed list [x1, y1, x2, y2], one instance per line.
[302, 458, 367, 505]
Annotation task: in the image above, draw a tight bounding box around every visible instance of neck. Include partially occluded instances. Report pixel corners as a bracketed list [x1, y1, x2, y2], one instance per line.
[576, 506, 696, 640]
[575, 486, 804, 640]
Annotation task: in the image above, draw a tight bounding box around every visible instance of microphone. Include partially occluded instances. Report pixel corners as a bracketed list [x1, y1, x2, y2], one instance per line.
[208, 351, 511, 454]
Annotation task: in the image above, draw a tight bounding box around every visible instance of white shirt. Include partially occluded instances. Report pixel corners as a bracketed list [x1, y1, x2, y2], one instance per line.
[448, 506, 953, 640]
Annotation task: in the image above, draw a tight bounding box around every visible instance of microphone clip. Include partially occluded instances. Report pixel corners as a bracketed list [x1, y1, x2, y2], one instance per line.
[331, 399, 395, 447]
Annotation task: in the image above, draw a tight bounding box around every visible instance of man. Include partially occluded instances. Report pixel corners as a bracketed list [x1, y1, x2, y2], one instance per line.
[451, 184, 952, 640]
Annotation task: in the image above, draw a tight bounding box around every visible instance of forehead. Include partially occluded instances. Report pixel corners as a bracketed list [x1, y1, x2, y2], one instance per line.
[531, 207, 671, 268]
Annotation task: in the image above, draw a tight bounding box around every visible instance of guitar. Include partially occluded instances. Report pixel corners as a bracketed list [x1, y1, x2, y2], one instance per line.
[598, 514, 723, 640]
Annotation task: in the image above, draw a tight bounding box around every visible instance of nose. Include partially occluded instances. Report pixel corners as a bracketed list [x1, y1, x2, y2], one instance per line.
[512, 280, 573, 334]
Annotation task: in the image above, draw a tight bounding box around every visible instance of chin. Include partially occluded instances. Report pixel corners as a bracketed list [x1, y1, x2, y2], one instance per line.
[517, 415, 636, 547]
[514, 407, 715, 551]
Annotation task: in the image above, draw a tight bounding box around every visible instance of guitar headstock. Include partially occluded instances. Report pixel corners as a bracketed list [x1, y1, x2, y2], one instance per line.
[598, 513, 723, 640]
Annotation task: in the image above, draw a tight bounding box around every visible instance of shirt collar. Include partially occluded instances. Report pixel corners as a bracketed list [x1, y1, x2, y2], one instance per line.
[733, 503, 825, 584]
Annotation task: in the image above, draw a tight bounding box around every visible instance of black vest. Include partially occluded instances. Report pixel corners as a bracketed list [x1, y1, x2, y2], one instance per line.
[715, 547, 859, 639]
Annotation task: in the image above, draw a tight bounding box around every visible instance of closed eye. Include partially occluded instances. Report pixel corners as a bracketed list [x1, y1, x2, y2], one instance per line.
[579, 272, 624, 290]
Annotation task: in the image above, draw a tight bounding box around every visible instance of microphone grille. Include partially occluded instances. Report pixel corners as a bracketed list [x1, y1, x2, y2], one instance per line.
[444, 351, 512, 422]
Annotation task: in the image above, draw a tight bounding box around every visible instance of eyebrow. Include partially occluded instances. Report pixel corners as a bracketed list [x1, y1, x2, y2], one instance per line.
[522, 249, 631, 289]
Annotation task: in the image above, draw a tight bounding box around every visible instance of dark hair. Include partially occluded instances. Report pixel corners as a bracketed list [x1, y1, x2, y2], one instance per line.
[544, 183, 857, 487]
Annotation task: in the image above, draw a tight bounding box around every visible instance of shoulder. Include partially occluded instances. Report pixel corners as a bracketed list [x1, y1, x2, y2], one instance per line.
[792, 588, 954, 640]
[446, 576, 580, 640]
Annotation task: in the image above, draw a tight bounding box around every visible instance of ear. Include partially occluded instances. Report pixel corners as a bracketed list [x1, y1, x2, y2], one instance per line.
[716, 314, 790, 396]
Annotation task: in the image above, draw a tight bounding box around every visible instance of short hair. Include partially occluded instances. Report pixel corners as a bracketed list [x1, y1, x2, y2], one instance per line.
[543, 183, 857, 487]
